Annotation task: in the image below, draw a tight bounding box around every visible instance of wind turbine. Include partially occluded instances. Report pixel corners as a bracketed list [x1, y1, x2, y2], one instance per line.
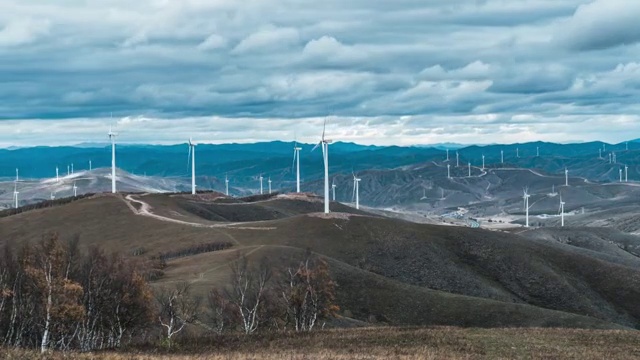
[447, 164, 451, 179]
[565, 168, 569, 187]
[71, 163, 74, 174]
[501, 150, 504, 164]
[187, 137, 196, 195]
[332, 179, 336, 201]
[620, 168, 623, 183]
[268, 177, 272, 194]
[67, 165, 70, 176]
[523, 188, 530, 228]
[293, 141, 302, 193]
[56, 167, 59, 182]
[482, 155, 485, 170]
[50, 192, 55, 201]
[73, 181, 78, 197]
[108, 126, 118, 193]
[352, 173, 361, 210]
[536, 146, 539, 157]
[225, 174, 229, 196]
[559, 193, 565, 227]
[456, 151, 459, 167]
[259, 175, 264, 195]
[468, 162, 471, 177]
[446, 149, 449, 162]
[312, 118, 332, 214]
[625, 165, 629, 182]
[89, 160, 92, 171]
[609, 152, 612, 164]
[516, 148, 519, 158]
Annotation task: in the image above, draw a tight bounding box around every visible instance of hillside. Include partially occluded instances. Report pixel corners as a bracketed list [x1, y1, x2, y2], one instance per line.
[1, 193, 640, 331]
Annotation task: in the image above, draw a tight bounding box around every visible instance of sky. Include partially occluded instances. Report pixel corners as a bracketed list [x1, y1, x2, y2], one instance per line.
[1, 0, 640, 147]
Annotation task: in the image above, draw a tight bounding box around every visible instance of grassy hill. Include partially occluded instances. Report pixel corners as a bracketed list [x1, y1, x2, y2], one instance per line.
[1, 193, 639, 330]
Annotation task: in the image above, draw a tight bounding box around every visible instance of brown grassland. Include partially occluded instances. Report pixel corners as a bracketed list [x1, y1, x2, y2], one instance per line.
[2, 327, 640, 360]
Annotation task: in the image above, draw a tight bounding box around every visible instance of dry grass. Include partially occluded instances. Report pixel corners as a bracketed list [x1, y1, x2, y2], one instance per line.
[2, 327, 640, 359]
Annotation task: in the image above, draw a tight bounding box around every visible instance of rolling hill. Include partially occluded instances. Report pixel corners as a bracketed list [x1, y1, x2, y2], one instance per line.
[1, 192, 639, 330]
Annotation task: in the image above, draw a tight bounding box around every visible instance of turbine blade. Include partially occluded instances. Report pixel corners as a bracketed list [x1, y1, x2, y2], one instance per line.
[322, 117, 327, 141]
[311, 141, 320, 152]
[292, 149, 297, 171]
[187, 143, 192, 171]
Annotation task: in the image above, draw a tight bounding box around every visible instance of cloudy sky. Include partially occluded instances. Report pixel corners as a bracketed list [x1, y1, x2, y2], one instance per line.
[1, 0, 640, 147]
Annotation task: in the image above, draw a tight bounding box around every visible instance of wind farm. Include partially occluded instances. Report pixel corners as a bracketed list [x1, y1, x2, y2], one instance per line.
[4, 0, 640, 358]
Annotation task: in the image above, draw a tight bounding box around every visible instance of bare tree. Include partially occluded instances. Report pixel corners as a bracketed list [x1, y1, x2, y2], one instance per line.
[206, 289, 236, 334]
[156, 282, 200, 346]
[224, 255, 272, 334]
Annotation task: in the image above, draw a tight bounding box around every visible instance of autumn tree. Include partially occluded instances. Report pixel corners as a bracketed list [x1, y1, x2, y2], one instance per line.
[279, 251, 339, 332]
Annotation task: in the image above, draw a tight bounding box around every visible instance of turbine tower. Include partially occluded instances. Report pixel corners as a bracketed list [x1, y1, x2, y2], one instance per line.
[625, 165, 629, 182]
[108, 126, 118, 193]
[559, 194, 565, 227]
[446, 149, 449, 162]
[89, 160, 92, 171]
[332, 179, 337, 201]
[187, 137, 196, 195]
[565, 168, 569, 187]
[71, 163, 74, 174]
[482, 155, 485, 170]
[620, 168, 623, 183]
[293, 142, 302, 193]
[225, 174, 229, 196]
[268, 177, 272, 194]
[56, 166, 59, 182]
[501, 150, 504, 164]
[523, 188, 530, 228]
[536, 146, 539, 157]
[447, 164, 451, 179]
[73, 181, 78, 197]
[259, 175, 264, 195]
[468, 162, 471, 177]
[12, 182, 19, 209]
[312, 118, 332, 214]
[516, 148, 519, 158]
[352, 173, 361, 210]
[456, 151, 459, 167]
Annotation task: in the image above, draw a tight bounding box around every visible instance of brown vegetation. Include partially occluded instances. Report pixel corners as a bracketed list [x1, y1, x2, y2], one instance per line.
[1, 327, 639, 359]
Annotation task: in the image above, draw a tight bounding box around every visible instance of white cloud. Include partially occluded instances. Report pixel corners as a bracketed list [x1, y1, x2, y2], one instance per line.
[0, 18, 50, 47]
[232, 26, 300, 54]
[198, 33, 227, 51]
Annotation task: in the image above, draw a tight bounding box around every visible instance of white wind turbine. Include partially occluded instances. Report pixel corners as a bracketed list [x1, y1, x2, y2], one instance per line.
[312, 118, 332, 214]
[482, 155, 485, 170]
[536, 146, 539, 157]
[268, 177, 272, 194]
[187, 138, 197, 195]
[609, 153, 612, 164]
[108, 126, 118, 193]
[55, 166, 59, 182]
[73, 181, 78, 197]
[446, 149, 449, 162]
[259, 175, 264, 195]
[501, 150, 504, 164]
[71, 163, 74, 174]
[225, 174, 230, 196]
[447, 164, 451, 179]
[456, 151, 459, 167]
[523, 188, 531, 228]
[516, 148, 520, 158]
[564, 167, 569, 187]
[468, 162, 471, 177]
[620, 168, 623, 183]
[50, 192, 55, 201]
[559, 193, 565, 227]
[352, 173, 361, 210]
[67, 165, 70, 176]
[293, 141, 302, 193]
[89, 160, 92, 171]
[332, 179, 336, 201]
